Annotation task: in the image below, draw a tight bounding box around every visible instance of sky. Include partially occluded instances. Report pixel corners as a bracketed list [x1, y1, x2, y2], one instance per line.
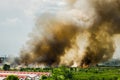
[0, 0, 47, 56]
[0, 0, 120, 59]
[0, 0, 67, 57]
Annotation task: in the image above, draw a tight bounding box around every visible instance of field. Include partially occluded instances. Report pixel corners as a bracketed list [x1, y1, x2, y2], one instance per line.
[19, 66, 120, 80]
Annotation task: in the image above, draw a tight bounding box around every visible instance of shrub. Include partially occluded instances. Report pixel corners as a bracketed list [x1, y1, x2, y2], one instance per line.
[6, 75, 19, 80]
[3, 64, 10, 71]
[41, 75, 48, 80]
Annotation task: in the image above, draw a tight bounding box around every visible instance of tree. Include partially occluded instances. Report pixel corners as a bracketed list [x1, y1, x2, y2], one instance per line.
[40, 75, 48, 80]
[47, 66, 73, 80]
[3, 64, 10, 71]
[6, 75, 19, 80]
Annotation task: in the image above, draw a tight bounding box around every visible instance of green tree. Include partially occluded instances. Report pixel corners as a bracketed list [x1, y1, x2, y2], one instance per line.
[6, 75, 19, 80]
[47, 66, 73, 80]
[40, 75, 48, 80]
[3, 64, 10, 71]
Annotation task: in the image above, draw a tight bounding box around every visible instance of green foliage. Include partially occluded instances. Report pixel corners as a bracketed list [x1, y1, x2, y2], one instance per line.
[3, 64, 10, 71]
[18, 66, 120, 80]
[46, 66, 73, 80]
[40, 75, 48, 80]
[20, 67, 50, 72]
[6, 75, 19, 80]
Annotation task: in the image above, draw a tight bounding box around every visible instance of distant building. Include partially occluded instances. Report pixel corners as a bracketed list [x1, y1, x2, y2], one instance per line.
[0, 71, 50, 80]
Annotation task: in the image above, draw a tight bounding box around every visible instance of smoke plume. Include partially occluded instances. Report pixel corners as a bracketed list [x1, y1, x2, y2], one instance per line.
[19, 0, 120, 67]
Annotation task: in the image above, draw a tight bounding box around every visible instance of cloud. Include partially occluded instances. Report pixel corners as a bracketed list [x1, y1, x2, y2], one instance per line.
[23, 0, 66, 18]
[1, 17, 22, 26]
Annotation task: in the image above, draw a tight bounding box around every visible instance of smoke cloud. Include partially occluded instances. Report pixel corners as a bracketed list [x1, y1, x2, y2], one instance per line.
[19, 0, 120, 67]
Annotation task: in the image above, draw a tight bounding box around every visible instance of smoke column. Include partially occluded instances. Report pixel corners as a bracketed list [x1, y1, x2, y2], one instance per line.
[19, 0, 120, 67]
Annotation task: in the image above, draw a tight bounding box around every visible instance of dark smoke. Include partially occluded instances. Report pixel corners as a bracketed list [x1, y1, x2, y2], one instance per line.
[92, 0, 120, 34]
[81, 0, 120, 67]
[19, 0, 120, 67]
[20, 17, 80, 66]
[81, 25, 115, 66]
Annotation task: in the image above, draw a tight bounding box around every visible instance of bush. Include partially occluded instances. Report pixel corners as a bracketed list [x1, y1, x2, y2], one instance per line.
[112, 76, 118, 80]
[3, 64, 10, 71]
[41, 75, 48, 80]
[89, 76, 97, 80]
[6, 75, 19, 80]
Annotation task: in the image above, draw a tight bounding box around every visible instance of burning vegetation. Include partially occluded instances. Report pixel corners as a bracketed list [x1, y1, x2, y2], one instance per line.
[18, 0, 120, 67]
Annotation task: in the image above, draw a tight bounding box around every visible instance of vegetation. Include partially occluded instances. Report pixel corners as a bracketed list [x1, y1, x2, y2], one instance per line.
[6, 75, 19, 80]
[3, 64, 10, 71]
[41, 75, 48, 80]
[19, 66, 120, 80]
[44, 66, 120, 80]
[2, 66, 120, 80]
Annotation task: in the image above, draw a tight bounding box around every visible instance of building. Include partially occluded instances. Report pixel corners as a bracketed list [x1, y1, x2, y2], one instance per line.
[0, 71, 50, 80]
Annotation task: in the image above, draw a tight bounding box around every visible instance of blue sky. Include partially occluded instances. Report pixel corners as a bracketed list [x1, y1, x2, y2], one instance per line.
[0, 0, 120, 59]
